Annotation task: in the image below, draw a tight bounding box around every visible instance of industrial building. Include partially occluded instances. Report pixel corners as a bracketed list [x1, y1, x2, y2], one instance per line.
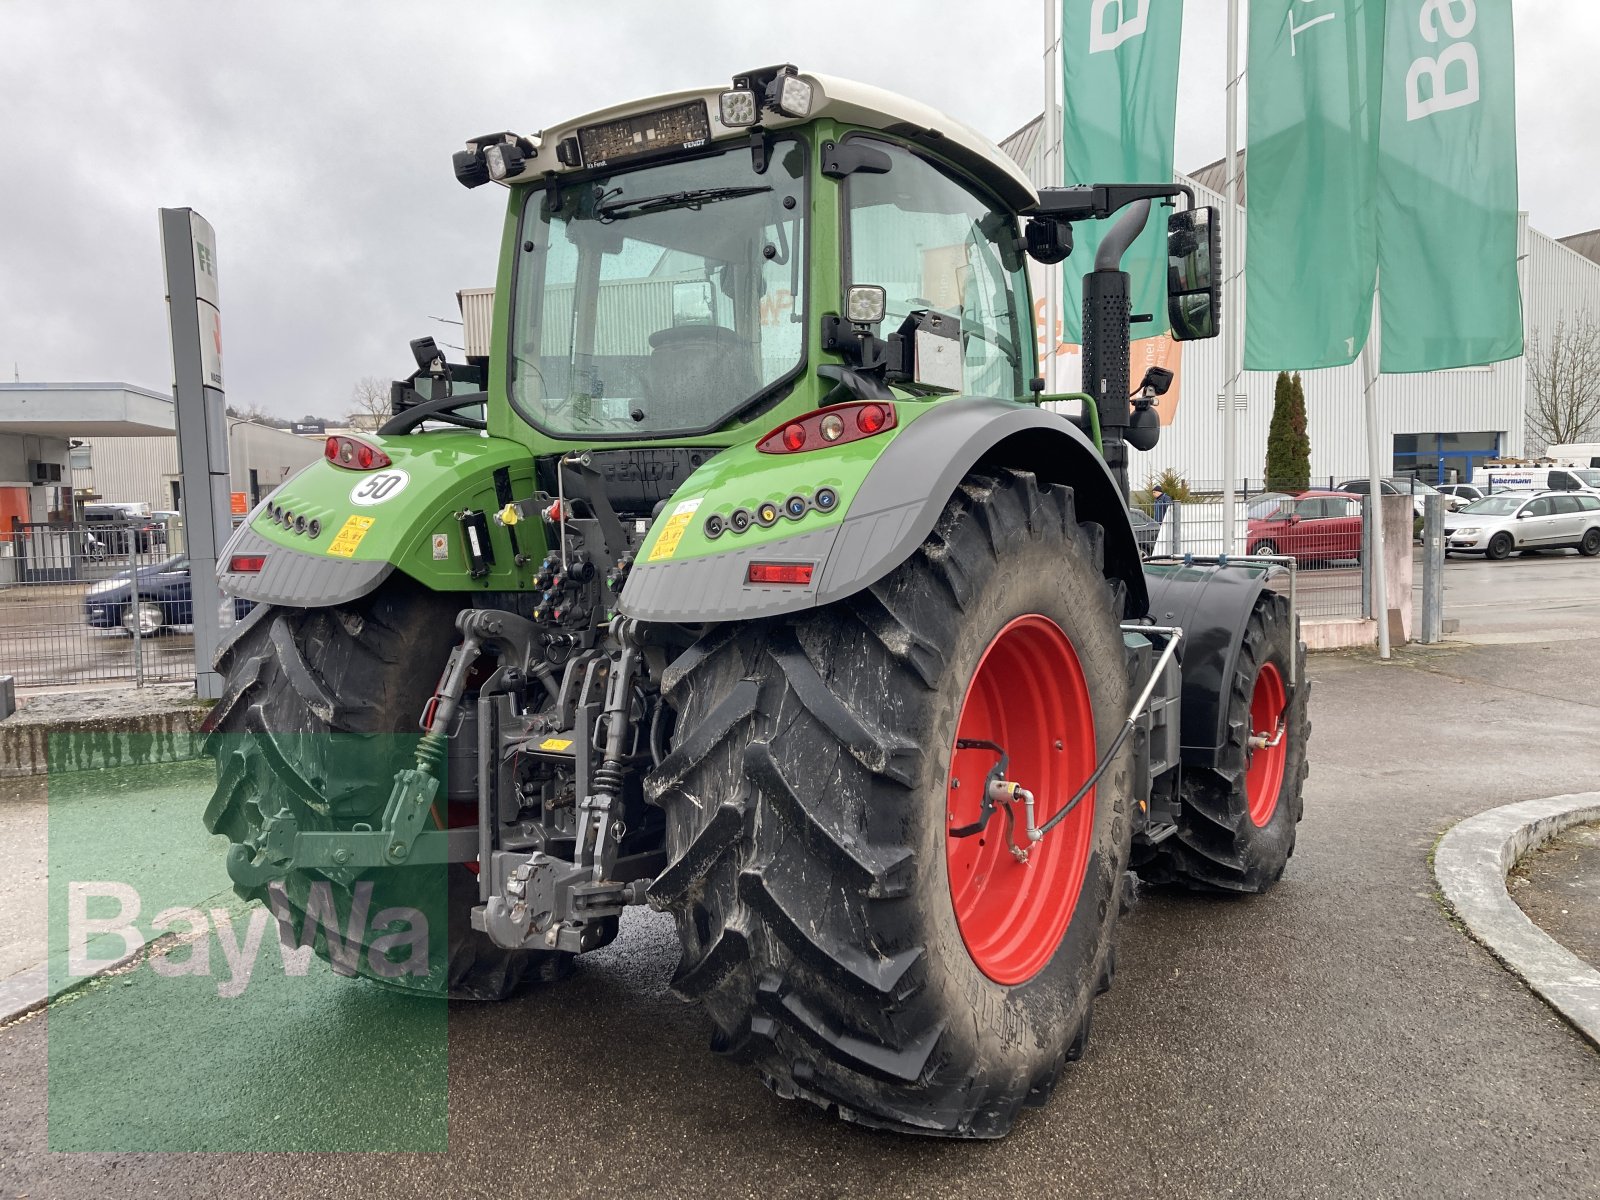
[1000, 119, 1600, 490]
[0, 382, 320, 529]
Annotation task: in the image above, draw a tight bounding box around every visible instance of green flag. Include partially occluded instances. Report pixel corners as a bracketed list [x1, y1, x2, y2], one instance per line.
[1060, 0, 1185, 343]
[1244, 1, 1385, 369]
[1377, 1, 1522, 371]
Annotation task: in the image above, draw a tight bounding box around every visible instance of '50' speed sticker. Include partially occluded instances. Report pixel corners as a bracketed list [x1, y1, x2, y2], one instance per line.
[349, 469, 409, 506]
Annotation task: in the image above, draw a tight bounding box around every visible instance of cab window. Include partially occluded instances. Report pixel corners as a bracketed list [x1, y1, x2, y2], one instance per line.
[1552, 495, 1583, 514]
[844, 139, 1028, 398]
[1524, 498, 1553, 517]
[1578, 495, 1600, 512]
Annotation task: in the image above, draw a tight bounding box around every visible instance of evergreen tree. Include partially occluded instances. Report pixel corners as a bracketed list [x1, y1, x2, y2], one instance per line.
[1265, 372, 1311, 492]
[1288, 373, 1311, 489]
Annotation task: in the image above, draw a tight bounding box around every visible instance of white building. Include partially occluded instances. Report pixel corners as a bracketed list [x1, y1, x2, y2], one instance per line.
[0, 383, 320, 528]
[999, 120, 1600, 490]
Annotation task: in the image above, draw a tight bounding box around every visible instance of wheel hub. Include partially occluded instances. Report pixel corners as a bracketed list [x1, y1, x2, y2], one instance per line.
[945, 615, 1096, 985]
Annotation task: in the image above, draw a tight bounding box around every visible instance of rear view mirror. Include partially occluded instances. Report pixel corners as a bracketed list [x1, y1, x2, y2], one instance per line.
[1167, 206, 1222, 342]
[671, 280, 716, 327]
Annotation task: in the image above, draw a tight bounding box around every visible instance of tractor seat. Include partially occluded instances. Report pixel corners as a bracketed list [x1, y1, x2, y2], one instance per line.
[648, 325, 760, 422]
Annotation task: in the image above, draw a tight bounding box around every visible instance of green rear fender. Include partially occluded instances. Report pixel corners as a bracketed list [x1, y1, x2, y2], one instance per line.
[219, 432, 545, 606]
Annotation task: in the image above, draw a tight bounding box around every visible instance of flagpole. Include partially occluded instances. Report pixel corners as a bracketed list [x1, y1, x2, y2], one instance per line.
[1222, 0, 1242, 553]
[1043, 0, 1059, 390]
[1361, 303, 1392, 660]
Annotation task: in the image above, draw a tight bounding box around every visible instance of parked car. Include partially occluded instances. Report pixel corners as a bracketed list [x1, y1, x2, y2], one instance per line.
[1437, 483, 1485, 506]
[1246, 490, 1363, 565]
[83, 556, 254, 634]
[1336, 476, 1461, 513]
[1129, 506, 1161, 558]
[82, 501, 158, 554]
[1442, 491, 1600, 559]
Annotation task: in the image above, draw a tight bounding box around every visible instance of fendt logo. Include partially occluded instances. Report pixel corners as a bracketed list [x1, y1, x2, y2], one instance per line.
[1089, 0, 1148, 54]
[1406, 0, 1482, 121]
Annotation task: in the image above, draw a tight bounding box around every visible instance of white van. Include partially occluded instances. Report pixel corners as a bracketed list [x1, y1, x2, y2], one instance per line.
[1545, 442, 1600, 468]
[1471, 465, 1600, 496]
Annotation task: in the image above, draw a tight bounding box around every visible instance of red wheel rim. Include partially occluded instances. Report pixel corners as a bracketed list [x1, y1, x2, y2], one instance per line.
[1244, 661, 1288, 827]
[945, 615, 1096, 985]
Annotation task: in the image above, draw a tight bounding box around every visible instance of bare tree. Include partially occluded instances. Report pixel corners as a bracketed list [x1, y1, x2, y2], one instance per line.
[1525, 311, 1600, 453]
[347, 376, 391, 432]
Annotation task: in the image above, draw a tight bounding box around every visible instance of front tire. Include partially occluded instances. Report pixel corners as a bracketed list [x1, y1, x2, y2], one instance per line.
[647, 469, 1133, 1138]
[1486, 532, 1513, 560]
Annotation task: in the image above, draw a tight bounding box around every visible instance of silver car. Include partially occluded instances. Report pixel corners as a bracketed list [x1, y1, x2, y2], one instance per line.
[1443, 491, 1600, 559]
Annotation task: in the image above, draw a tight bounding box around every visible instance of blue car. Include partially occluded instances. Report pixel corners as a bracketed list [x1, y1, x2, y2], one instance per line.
[83, 556, 253, 634]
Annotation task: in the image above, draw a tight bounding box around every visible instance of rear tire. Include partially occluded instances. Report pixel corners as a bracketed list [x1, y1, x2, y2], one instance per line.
[1141, 591, 1309, 893]
[647, 469, 1133, 1138]
[1486, 532, 1513, 560]
[1580, 528, 1600, 557]
[203, 578, 574, 999]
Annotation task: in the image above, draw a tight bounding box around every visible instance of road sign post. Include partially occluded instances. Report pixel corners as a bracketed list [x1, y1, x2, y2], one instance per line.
[160, 208, 232, 698]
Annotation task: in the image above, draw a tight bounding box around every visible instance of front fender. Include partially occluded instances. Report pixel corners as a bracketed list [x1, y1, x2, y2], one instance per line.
[619, 397, 1146, 623]
[219, 432, 539, 607]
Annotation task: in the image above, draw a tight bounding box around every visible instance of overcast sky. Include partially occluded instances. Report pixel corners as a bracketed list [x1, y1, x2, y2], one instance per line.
[4, 1, 1592, 419]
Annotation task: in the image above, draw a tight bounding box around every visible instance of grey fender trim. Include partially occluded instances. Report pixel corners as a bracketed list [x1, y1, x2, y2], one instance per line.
[217, 524, 395, 609]
[621, 398, 1146, 625]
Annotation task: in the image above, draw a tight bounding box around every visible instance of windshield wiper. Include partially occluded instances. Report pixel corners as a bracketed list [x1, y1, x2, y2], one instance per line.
[598, 185, 772, 220]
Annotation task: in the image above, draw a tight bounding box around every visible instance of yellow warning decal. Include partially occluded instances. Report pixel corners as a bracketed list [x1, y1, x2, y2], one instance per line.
[327, 515, 375, 558]
[538, 737, 573, 752]
[646, 496, 703, 562]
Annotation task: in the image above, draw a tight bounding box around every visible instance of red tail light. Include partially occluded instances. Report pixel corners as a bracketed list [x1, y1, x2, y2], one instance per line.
[758, 402, 898, 454]
[324, 435, 392, 471]
[229, 554, 266, 573]
[747, 562, 814, 586]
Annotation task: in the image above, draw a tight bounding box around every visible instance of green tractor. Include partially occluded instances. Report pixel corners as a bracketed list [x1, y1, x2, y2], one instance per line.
[206, 66, 1308, 1138]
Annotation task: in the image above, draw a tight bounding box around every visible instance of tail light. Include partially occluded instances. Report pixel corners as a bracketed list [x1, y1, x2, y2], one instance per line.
[324, 435, 392, 471]
[758, 402, 897, 454]
[747, 562, 814, 585]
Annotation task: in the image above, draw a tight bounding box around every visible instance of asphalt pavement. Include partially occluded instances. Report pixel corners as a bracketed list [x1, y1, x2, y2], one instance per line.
[2, 553, 1598, 1198]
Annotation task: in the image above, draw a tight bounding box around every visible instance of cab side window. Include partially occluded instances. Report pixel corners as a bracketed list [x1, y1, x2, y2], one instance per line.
[1552, 495, 1583, 514]
[1524, 498, 1553, 517]
[845, 140, 1028, 399]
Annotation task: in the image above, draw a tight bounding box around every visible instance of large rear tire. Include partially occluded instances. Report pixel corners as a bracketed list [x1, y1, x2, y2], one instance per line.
[1140, 591, 1309, 892]
[202, 579, 573, 999]
[647, 469, 1133, 1138]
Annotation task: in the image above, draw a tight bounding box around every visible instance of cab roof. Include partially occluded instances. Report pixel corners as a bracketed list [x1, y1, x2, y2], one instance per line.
[497, 71, 1039, 213]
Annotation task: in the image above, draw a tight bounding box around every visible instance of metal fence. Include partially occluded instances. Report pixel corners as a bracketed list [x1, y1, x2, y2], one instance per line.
[0, 521, 198, 687]
[1140, 497, 1371, 620]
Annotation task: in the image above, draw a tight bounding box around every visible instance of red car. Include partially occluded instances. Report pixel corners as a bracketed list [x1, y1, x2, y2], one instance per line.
[1246, 489, 1363, 564]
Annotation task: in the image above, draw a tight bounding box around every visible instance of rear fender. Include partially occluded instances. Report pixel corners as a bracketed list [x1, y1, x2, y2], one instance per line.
[1142, 562, 1275, 768]
[619, 397, 1146, 622]
[219, 433, 540, 607]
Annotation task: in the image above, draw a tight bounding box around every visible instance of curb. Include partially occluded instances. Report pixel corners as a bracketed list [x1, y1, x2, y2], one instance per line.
[1433, 792, 1600, 1050]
